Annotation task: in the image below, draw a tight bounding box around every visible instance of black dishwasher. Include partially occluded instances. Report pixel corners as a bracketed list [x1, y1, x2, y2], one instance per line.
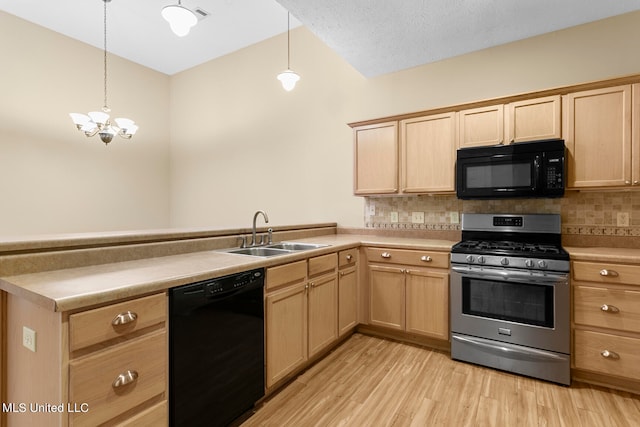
[169, 268, 265, 427]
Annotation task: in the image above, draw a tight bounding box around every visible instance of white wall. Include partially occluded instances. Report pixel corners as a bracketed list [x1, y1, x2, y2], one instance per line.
[169, 11, 640, 230]
[0, 12, 171, 236]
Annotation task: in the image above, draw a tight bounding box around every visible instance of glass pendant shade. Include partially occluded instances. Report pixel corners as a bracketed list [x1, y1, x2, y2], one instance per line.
[162, 4, 197, 37]
[277, 69, 300, 91]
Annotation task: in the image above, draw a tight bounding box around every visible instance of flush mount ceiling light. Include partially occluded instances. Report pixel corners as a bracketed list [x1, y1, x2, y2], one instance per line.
[277, 12, 300, 92]
[162, 0, 198, 37]
[70, 0, 137, 145]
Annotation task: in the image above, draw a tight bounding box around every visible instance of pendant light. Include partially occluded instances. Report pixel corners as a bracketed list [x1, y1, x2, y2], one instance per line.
[161, 0, 198, 37]
[69, 0, 137, 145]
[277, 12, 300, 92]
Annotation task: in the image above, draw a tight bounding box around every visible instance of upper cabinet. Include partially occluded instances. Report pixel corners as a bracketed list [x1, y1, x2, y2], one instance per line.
[564, 85, 639, 189]
[400, 112, 458, 193]
[507, 96, 562, 143]
[459, 95, 562, 148]
[458, 104, 504, 148]
[353, 121, 398, 195]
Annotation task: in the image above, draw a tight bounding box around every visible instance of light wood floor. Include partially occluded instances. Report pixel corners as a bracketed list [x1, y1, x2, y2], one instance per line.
[242, 333, 640, 427]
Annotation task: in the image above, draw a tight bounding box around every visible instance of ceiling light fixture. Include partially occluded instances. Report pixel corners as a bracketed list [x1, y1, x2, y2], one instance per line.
[70, 0, 137, 145]
[162, 0, 198, 37]
[277, 12, 300, 92]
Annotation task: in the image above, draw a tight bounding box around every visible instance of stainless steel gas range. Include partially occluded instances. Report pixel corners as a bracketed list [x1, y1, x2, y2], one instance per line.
[450, 213, 570, 385]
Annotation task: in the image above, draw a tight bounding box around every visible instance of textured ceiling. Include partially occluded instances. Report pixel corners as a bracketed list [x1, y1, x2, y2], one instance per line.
[1, 0, 640, 76]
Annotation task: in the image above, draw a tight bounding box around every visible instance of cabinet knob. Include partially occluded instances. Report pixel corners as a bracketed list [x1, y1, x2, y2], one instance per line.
[600, 350, 620, 360]
[599, 269, 619, 277]
[346, 254, 353, 261]
[112, 369, 138, 389]
[381, 252, 392, 259]
[625, 180, 631, 185]
[111, 311, 138, 326]
[634, 180, 639, 185]
[421, 255, 432, 262]
[601, 304, 620, 313]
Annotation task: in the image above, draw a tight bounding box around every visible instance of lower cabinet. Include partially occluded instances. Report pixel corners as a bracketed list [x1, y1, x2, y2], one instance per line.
[265, 252, 343, 389]
[338, 248, 359, 336]
[572, 259, 640, 390]
[367, 247, 450, 341]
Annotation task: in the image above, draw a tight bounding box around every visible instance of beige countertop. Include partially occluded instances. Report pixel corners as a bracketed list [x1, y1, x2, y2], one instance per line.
[565, 246, 640, 263]
[0, 234, 455, 313]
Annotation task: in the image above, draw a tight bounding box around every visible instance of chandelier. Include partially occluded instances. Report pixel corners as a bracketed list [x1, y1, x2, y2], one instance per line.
[277, 12, 300, 91]
[69, 0, 138, 145]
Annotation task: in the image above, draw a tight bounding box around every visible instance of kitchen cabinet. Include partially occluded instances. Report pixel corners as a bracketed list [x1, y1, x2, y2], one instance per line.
[572, 259, 640, 389]
[366, 247, 449, 340]
[564, 84, 639, 189]
[353, 121, 399, 195]
[459, 96, 561, 148]
[5, 292, 168, 427]
[265, 254, 338, 389]
[338, 248, 358, 336]
[399, 112, 458, 193]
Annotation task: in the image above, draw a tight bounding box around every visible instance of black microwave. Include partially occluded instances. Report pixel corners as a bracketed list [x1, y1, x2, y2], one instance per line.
[456, 139, 565, 199]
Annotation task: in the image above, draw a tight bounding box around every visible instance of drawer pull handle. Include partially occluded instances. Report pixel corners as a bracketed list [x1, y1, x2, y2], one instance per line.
[601, 304, 620, 313]
[599, 269, 619, 277]
[421, 256, 432, 262]
[112, 311, 138, 326]
[600, 350, 620, 360]
[381, 252, 392, 259]
[112, 370, 139, 389]
[346, 254, 353, 261]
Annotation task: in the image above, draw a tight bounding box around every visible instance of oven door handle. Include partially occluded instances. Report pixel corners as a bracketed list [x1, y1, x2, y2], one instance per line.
[451, 265, 568, 285]
[452, 335, 568, 362]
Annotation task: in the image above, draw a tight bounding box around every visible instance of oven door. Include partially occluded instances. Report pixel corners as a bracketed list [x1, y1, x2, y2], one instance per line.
[450, 265, 569, 354]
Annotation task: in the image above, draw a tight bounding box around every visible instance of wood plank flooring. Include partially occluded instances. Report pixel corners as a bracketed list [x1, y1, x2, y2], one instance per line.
[242, 333, 640, 427]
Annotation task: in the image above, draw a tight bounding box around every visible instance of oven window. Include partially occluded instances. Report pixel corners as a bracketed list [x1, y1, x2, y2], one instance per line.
[465, 162, 531, 189]
[462, 278, 554, 328]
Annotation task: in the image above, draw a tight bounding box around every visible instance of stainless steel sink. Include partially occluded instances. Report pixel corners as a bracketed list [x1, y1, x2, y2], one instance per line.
[266, 242, 328, 251]
[224, 247, 291, 257]
[220, 241, 329, 257]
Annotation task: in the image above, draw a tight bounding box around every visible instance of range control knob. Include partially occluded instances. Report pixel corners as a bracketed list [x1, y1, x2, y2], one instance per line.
[466, 255, 474, 263]
[538, 260, 548, 269]
[477, 256, 485, 264]
[525, 259, 535, 268]
[500, 257, 509, 266]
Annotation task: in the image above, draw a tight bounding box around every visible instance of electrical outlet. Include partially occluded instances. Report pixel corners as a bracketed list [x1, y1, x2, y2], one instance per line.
[449, 211, 460, 224]
[23, 326, 36, 352]
[411, 211, 425, 224]
[390, 212, 399, 223]
[617, 212, 630, 227]
[367, 203, 375, 216]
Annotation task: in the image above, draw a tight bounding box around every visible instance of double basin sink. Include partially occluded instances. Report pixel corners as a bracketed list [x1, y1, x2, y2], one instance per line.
[221, 242, 328, 257]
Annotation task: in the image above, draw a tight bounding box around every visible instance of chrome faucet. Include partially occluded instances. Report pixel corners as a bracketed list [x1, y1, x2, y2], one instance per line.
[251, 210, 269, 246]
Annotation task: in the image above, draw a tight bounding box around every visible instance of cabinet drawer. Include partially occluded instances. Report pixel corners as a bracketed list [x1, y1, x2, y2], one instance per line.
[574, 285, 640, 332]
[338, 248, 358, 268]
[69, 293, 166, 352]
[366, 247, 448, 268]
[267, 260, 307, 291]
[574, 330, 640, 381]
[69, 329, 166, 427]
[572, 261, 640, 287]
[309, 253, 337, 277]
[114, 400, 167, 426]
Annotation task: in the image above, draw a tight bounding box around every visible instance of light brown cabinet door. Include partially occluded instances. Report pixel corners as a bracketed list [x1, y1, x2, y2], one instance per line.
[633, 84, 640, 187]
[564, 85, 633, 189]
[369, 265, 405, 330]
[405, 269, 449, 340]
[506, 95, 561, 143]
[353, 122, 398, 194]
[308, 275, 338, 358]
[400, 112, 457, 193]
[459, 104, 504, 148]
[266, 283, 308, 388]
[338, 266, 358, 336]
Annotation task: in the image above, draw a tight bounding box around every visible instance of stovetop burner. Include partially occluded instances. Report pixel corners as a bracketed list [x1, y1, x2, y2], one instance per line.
[453, 240, 564, 257]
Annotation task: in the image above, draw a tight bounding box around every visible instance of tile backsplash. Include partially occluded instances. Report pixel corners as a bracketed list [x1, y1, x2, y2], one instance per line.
[364, 191, 640, 237]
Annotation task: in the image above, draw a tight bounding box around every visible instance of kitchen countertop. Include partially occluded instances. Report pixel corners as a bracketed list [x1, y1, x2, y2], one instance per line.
[0, 234, 455, 313]
[564, 246, 640, 264]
